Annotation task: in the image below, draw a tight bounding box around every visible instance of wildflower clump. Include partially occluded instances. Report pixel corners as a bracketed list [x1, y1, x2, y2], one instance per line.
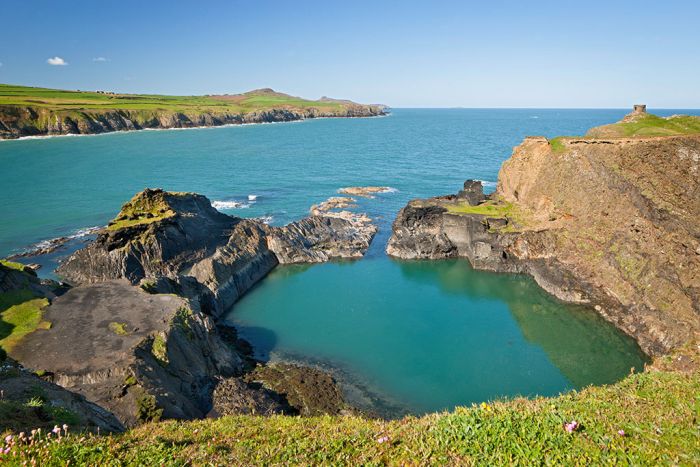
[0, 424, 70, 462]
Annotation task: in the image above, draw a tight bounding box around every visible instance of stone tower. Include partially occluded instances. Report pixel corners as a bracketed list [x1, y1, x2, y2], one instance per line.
[633, 104, 647, 114]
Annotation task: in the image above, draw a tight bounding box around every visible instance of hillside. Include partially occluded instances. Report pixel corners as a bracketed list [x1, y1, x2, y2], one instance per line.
[0, 84, 386, 139]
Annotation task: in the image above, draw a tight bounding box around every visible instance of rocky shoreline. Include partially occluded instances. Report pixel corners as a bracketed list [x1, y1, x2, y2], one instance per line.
[2, 188, 380, 430]
[0, 105, 387, 140]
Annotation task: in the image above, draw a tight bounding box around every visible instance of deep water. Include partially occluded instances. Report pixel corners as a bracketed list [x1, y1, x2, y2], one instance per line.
[3, 108, 693, 415]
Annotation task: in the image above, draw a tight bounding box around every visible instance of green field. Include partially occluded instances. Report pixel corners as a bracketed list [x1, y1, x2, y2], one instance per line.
[0, 84, 352, 113]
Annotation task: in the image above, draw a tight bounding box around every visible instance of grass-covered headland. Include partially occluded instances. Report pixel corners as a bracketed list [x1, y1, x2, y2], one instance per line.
[0, 84, 386, 139]
[2, 356, 698, 465]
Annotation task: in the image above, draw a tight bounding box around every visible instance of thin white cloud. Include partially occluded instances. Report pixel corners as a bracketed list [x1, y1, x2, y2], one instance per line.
[47, 56, 68, 66]
[92, 57, 109, 62]
[0, 62, 3, 67]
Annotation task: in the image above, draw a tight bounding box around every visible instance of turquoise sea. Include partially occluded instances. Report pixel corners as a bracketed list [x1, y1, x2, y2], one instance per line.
[4, 109, 695, 416]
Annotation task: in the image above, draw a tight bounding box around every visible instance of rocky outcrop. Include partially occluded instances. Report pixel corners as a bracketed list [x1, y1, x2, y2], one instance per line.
[0, 104, 386, 139]
[10, 280, 242, 427]
[338, 186, 395, 198]
[9, 188, 377, 427]
[57, 188, 377, 315]
[243, 363, 348, 416]
[0, 359, 124, 433]
[269, 215, 377, 264]
[388, 129, 700, 357]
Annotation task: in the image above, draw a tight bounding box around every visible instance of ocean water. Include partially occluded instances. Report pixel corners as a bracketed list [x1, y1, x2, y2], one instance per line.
[3, 108, 692, 415]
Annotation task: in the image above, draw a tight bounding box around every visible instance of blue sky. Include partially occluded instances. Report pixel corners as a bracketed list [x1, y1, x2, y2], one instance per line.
[0, 0, 698, 108]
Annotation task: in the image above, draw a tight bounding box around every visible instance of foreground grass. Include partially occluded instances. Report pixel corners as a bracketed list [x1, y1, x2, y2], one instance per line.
[3, 369, 698, 465]
[0, 290, 50, 353]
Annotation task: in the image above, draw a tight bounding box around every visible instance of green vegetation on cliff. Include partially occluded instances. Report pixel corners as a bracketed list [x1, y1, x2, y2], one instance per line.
[4, 367, 698, 464]
[0, 84, 350, 113]
[0, 290, 50, 353]
[586, 113, 700, 138]
[0, 84, 384, 139]
[0, 260, 30, 273]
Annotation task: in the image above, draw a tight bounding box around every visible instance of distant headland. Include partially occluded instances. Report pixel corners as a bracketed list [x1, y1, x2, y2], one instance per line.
[0, 84, 388, 139]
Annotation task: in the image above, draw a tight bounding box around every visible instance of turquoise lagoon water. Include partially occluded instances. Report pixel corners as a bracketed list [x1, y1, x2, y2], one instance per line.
[3, 108, 692, 415]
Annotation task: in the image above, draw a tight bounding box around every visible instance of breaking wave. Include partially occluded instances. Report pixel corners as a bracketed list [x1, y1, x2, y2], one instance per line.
[212, 200, 250, 210]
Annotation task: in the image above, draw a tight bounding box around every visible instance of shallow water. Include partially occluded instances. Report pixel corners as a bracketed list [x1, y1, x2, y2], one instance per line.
[2, 108, 688, 415]
[227, 258, 647, 416]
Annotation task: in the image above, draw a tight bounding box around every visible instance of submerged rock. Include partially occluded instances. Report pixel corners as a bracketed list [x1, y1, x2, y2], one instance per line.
[338, 186, 395, 198]
[244, 363, 348, 416]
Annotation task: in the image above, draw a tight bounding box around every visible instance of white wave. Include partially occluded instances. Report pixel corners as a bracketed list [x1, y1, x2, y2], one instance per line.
[13, 225, 103, 257]
[212, 200, 250, 210]
[256, 215, 273, 224]
[380, 187, 399, 193]
[69, 226, 102, 239]
[248, 194, 258, 201]
[477, 180, 497, 188]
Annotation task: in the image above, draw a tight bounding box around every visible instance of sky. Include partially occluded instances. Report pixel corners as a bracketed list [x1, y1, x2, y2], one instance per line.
[0, 0, 698, 108]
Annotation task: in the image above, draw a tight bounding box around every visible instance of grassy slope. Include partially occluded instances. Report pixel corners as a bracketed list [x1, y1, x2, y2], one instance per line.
[4, 367, 698, 465]
[0, 289, 50, 353]
[546, 114, 700, 149]
[0, 84, 348, 113]
[596, 114, 700, 137]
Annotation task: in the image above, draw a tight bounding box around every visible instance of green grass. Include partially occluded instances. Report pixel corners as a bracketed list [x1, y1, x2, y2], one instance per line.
[617, 114, 700, 136]
[549, 136, 567, 152]
[151, 333, 168, 366]
[0, 83, 351, 113]
[5, 369, 698, 464]
[445, 200, 523, 225]
[0, 290, 50, 353]
[0, 397, 80, 434]
[108, 322, 129, 336]
[106, 191, 177, 231]
[589, 113, 700, 138]
[0, 260, 28, 272]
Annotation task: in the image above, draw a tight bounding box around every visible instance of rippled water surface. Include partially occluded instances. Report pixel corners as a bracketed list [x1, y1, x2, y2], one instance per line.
[3, 108, 687, 415]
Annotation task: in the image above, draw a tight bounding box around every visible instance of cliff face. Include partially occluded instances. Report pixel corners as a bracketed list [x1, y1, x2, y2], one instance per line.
[57, 189, 377, 316]
[388, 132, 700, 357]
[0, 104, 386, 139]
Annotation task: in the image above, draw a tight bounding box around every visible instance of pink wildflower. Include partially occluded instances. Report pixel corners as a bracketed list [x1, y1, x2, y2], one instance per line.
[377, 436, 390, 444]
[52, 425, 61, 435]
[4, 435, 12, 444]
[618, 429, 625, 436]
[564, 420, 579, 433]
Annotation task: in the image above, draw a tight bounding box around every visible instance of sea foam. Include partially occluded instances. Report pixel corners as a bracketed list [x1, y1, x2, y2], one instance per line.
[212, 200, 250, 210]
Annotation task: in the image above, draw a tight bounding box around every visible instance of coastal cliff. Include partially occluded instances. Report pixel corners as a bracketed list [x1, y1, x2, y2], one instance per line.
[388, 110, 700, 357]
[5, 189, 377, 428]
[0, 84, 387, 139]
